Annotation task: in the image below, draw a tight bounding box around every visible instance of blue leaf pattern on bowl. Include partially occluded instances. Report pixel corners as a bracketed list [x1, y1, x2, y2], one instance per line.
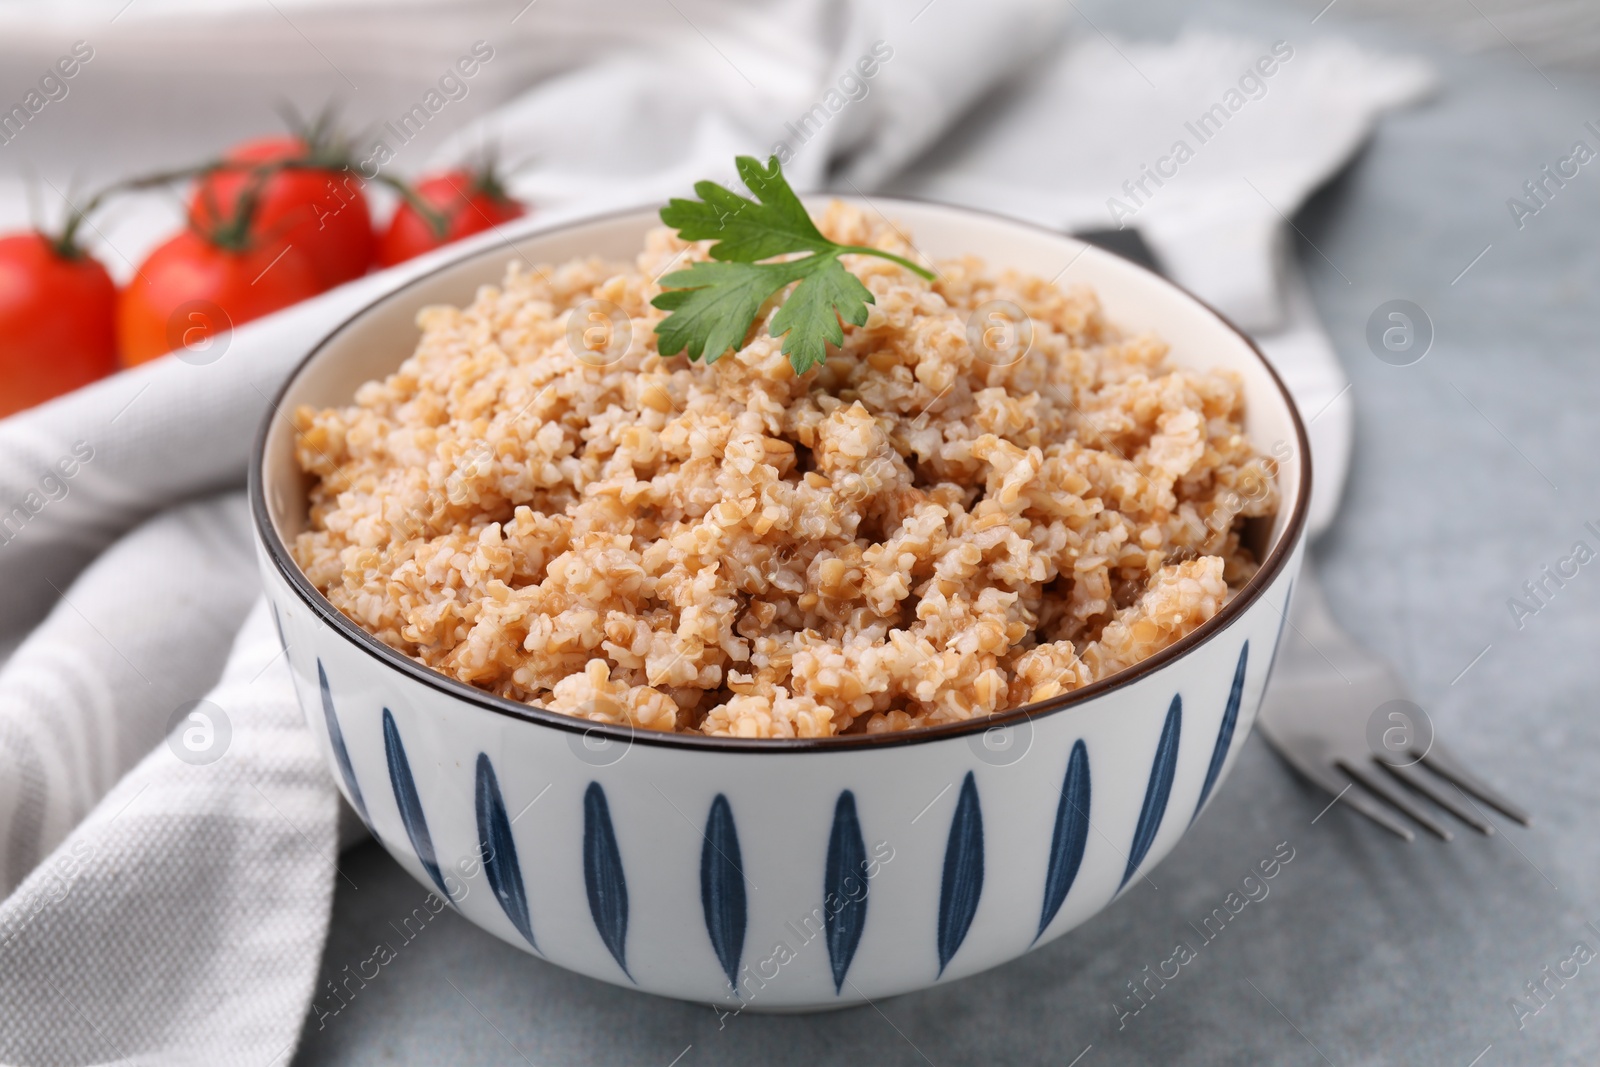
[937, 772, 984, 976]
[824, 790, 869, 994]
[701, 794, 747, 992]
[1121, 694, 1181, 889]
[1193, 643, 1248, 822]
[317, 660, 370, 827]
[582, 782, 631, 979]
[475, 753, 537, 952]
[382, 708, 449, 900]
[1036, 740, 1090, 943]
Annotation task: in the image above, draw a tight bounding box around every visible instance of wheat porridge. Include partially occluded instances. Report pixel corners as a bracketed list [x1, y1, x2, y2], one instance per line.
[291, 202, 1277, 739]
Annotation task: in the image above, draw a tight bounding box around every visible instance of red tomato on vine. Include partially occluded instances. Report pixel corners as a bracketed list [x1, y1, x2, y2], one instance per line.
[189, 120, 374, 289]
[0, 231, 117, 417]
[120, 173, 323, 366]
[378, 167, 526, 267]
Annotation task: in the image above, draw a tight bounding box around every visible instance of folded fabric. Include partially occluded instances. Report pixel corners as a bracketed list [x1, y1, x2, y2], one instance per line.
[0, 492, 259, 895]
[894, 31, 1434, 333]
[0, 599, 338, 1067]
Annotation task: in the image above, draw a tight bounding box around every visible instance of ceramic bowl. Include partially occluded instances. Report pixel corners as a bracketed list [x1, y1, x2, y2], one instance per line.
[251, 199, 1310, 1011]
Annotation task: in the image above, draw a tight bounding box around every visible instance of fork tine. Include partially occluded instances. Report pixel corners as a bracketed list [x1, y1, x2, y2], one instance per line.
[1379, 761, 1495, 835]
[1297, 760, 1415, 841]
[1417, 743, 1531, 826]
[1336, 758, 1453, 841]
[1326, 781, 1416, 842]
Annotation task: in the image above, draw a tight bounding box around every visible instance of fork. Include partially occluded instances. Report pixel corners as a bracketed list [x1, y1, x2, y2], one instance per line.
[1255, 566, 1532, 841]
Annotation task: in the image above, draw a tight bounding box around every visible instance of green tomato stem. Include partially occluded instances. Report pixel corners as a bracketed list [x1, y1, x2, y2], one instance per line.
[371, 172, 450, 239]
[52, 161, 229, 257]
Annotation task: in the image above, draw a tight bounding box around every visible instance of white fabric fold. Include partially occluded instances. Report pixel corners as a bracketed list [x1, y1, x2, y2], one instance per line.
[0, 599, 338, 1067]
[893, 31, 1436, 331]
[0, 491, 259, 894]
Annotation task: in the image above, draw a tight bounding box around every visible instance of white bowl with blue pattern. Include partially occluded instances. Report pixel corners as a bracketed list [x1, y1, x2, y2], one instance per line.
[251, 200, 1310, 1011]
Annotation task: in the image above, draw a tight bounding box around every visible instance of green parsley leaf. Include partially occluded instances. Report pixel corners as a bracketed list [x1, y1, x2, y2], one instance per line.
[651, 154, 935, 375]
[660, 156, 833, 263]
[768, 256, 874, 374]
[653, 259, 810, 364]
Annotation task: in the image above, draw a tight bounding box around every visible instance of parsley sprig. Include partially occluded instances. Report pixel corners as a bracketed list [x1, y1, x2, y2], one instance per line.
[651, 155, 935, 374]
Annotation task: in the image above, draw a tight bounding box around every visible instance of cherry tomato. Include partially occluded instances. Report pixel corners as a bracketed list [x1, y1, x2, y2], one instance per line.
[0, 232, 117, 418]
[117, 229, 322, 366]
[189, 135, 374, 289]
[377, 169, 526, 267]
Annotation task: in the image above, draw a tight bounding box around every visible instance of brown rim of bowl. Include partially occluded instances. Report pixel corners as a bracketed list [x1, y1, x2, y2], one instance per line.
[250, 197, 1312, 754]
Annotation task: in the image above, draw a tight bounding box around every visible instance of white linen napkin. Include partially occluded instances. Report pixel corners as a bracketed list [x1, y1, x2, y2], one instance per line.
[0, 492, 259, 891]
[0, 8, 1430, 1063]
[0, 598, 339, 1067]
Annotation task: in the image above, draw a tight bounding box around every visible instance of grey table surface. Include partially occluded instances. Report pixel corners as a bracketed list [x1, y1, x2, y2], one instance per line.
[293, 4, 1600, 1065]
